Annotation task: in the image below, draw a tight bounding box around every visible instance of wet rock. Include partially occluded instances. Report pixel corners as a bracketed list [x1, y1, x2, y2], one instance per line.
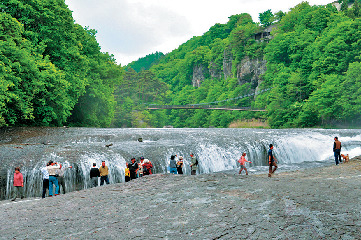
[0, 160, 361, 239]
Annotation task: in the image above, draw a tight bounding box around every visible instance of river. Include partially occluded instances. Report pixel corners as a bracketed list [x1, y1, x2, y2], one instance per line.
[1, 127, 361, 200]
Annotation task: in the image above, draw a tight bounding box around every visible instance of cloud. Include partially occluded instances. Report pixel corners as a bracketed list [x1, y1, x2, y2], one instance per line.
[65, 0, 333, 65]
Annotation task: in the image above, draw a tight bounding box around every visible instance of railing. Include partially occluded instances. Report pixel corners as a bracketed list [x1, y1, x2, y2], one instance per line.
[147, 105, 266, 111]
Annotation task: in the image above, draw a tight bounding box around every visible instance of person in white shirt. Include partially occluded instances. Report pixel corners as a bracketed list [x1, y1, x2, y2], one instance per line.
[47, 161, 60, 196]
[40, 163, 50, 198]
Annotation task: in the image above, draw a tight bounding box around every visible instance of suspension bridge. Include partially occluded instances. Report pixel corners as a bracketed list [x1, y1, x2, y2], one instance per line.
[147, 88, 271, 111]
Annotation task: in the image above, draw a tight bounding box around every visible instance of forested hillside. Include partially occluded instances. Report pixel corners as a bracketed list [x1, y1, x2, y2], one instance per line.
[2, 0, 361, 129]
[0, 0, 122, 127]
[120, 0, 361, 128]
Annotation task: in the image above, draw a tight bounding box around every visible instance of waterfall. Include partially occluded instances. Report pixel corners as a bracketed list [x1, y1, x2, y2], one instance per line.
[1, 127, 361, 200]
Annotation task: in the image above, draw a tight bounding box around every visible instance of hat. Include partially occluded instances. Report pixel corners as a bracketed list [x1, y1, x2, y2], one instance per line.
[140, 157, 144, 160]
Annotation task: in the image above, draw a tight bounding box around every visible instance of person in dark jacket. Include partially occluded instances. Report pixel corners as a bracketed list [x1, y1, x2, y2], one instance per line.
[90, 163, 100, 187]
[128, 158, 139, 180]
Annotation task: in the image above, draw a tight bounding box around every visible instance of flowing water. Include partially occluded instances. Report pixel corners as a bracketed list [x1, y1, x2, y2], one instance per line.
[1, 127, 361, 200]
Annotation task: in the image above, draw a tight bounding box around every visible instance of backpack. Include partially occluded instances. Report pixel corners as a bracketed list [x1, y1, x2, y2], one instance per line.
[143, 166, 149, 175]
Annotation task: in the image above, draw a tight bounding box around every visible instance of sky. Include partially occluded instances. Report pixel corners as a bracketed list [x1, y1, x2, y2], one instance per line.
[64, 0, 333, 66]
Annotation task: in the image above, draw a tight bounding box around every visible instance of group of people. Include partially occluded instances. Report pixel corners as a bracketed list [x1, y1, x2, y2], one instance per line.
[11, 137, 347, 201]
[169, 153, 198, 175]
[125, 157, 153, 182]
[237, 144, 277, 177]
[89, 161, 110, 187]
[40, 161, 73, 199]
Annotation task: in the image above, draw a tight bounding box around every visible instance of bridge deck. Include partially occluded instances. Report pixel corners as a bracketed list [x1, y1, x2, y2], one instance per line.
[147, 105, 266, 111]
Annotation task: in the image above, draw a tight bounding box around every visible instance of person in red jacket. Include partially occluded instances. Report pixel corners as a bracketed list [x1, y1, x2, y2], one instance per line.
[143, 159, 153, 175]
[12, 167, 24, 201]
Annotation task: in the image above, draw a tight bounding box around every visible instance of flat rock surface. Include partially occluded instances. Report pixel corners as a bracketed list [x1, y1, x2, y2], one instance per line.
[1, 159, 361, 240]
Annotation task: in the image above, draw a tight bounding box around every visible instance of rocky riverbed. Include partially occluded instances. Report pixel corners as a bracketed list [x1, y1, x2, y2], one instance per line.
[1, 159, 361, 239]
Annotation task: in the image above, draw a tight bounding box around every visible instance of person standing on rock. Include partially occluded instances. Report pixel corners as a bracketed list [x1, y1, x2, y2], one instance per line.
[177, 156, 184, 174]
[128, 158, 139, 180]
[138, 157, 145, 178]
[169, 155, 177, 174]
[190, 153, 198, 175]
[143, 159, 153, 175]
[40, 163, 50, 198]
[11, 167, 24, 201]
[333, 136, 342, 165]
[268, 144, 278, 177]
[90, 163, 100, 187]
[125, 163, 131, 182]
[47, 161, 61, 196]
[99, 161, 110, 186]
[56, 164, 72, 194]
[238, 152, 252, 175]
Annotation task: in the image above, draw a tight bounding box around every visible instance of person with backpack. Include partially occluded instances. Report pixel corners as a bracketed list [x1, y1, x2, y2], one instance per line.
[190, 153, 198, 175]
[143, 159, 153, 175]
[176, 156, 184, 174]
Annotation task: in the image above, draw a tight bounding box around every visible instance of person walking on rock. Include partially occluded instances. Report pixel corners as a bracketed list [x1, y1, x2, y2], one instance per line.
[177, 156, 184, 174]
[238, 152, 252, 175]
[40, 163, 50, 198]
[268, 144, 278, 177]
[47, 161, 61, 196]
[169, 155, 177, 174]
[90, 163, 100, 187]
[99, 161, 110, 186]
[11, 167, 24, 201]
[190, 153, 198, 175]
[333, 136, 342, 165]
[128, 158, 138, 180]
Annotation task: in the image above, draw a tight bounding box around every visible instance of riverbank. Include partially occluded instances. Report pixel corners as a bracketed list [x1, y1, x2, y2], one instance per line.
[1, 158, 361, 239]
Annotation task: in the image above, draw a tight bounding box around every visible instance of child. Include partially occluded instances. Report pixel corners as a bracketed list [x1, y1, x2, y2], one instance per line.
[125, 163, 130, 182]
[12, 167, 24, 201]
[238, 152, 252, 175]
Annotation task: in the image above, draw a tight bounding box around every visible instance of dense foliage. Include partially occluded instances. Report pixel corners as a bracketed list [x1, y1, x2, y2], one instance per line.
[0, 0, 122, 127]
[118, 1, 361, 128]
[125, 52, 164, 73]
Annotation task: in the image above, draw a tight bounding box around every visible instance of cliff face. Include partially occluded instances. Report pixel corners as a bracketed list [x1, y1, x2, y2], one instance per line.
[192, 53, 267, 90]
[192, 64, 206, 87]
[237, 56, 267, 89]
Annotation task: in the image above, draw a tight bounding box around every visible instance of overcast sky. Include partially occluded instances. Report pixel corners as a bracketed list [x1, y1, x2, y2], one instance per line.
[64, 0, 333, 66]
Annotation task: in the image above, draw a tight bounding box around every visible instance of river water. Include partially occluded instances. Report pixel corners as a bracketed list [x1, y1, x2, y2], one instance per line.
[1, 127, 361, 199]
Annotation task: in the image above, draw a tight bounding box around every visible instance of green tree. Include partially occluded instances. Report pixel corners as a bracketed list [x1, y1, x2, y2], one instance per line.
[259, 9, 274, 27]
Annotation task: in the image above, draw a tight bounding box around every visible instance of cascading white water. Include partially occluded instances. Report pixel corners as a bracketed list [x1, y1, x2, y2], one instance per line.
[1, 127, 361, 200]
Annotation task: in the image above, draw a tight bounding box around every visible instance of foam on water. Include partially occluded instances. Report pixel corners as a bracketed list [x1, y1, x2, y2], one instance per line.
[1, 128, 361, 199]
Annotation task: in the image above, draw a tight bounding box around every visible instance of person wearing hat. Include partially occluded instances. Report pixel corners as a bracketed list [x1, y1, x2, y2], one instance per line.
[143, 159, 153, 175]
[176, 156, 184, 174]
[128, 158, 139, 180]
